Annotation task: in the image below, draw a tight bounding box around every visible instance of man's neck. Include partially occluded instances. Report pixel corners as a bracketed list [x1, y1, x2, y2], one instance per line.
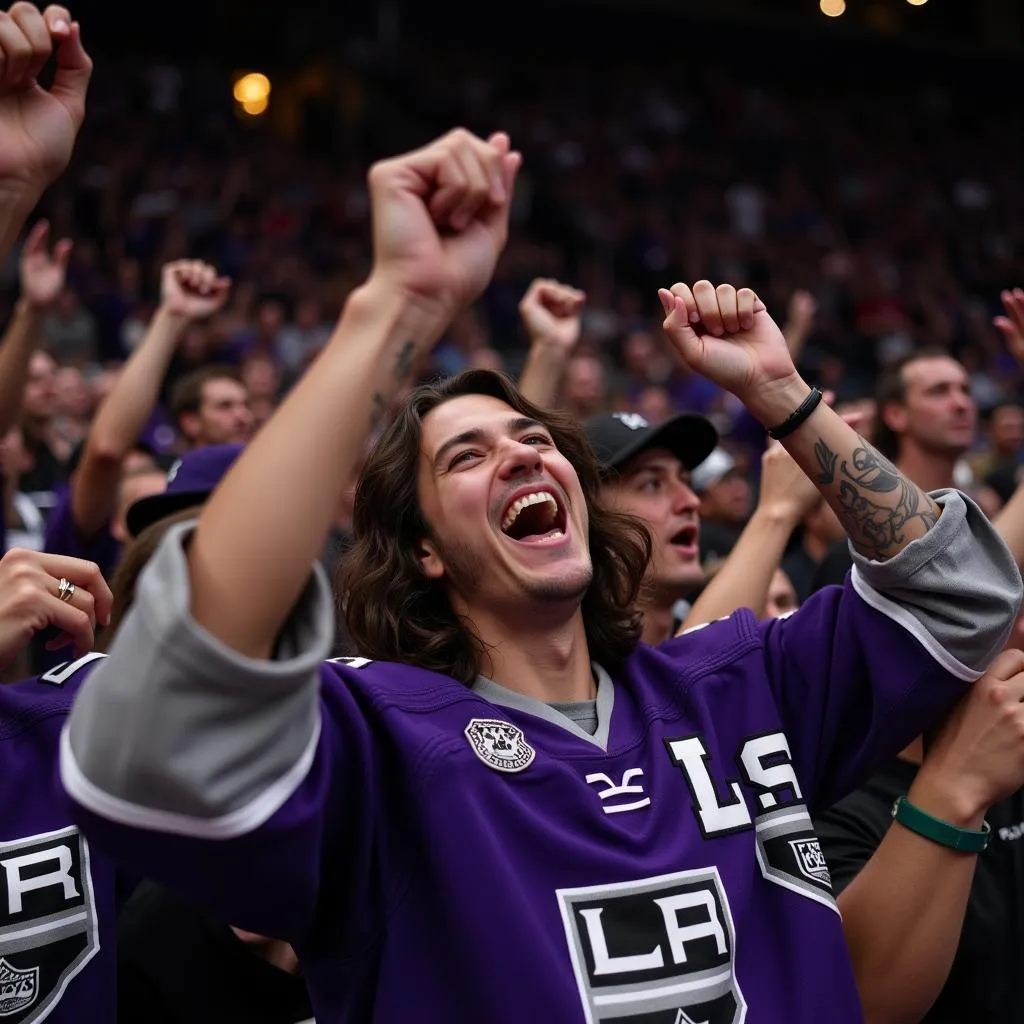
[895, 444, 957, 493]
[471, 607, 596, 704]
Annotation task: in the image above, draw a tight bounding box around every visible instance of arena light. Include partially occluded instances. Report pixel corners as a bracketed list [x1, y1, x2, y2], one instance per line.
[242, 96, 269, 116]
[233, 72, 271, 117]
[820, 0, 846, 16]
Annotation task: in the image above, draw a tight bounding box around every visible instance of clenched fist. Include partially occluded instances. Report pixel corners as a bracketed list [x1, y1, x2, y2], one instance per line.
[366, 128, 521, 327]
[0, 3, 92, 196]
[659, 281, 804, 422]
[519, 278, 585, 352]
[160, 260, 231, 322]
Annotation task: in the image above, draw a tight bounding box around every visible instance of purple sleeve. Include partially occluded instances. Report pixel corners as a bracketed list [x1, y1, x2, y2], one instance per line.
[758, 584, 965, 811]
[762, 489, 1020, 810]
[67, 668, 376, 944]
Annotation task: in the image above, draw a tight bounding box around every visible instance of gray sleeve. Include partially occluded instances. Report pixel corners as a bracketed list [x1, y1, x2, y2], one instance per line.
[849, 488, 1023, 676]
[65, 519, 335, 823]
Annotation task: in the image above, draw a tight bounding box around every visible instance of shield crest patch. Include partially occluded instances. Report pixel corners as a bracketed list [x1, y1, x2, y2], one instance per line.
[464, 718, 536, 773]
[0, 826, 98, 1023]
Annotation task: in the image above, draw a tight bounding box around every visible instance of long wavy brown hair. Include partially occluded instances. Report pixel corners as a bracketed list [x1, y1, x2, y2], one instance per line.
[339, 369, 652, 685]
[98, 506, 203, 650]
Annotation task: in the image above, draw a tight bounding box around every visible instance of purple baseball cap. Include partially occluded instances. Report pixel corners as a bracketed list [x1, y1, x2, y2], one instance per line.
[125, 444, 244, 538]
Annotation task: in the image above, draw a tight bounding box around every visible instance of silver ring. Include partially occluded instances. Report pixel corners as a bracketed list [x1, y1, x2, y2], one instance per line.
[57, 578, 76, 603]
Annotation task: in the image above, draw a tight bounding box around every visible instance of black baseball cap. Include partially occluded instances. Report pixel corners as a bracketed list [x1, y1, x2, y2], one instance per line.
[583, 411, 718, 476]
[126, 444, 244, 538]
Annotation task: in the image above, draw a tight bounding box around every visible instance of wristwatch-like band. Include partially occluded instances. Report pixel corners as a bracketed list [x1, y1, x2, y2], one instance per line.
[891, 795, 991, 854]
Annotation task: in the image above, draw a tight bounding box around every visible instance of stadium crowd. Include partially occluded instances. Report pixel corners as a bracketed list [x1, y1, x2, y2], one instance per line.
[0, 2, 1023, 1022]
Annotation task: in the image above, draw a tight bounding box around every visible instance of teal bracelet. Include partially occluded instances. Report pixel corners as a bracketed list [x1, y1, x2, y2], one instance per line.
[891, 796, 991, 854]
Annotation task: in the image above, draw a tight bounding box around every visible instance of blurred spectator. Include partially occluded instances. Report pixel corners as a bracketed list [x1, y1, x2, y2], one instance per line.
[969, 402, 1024, 482]
[276, 297, 331, 379]
[19, 349, 67, 512]
[691, 446, 753, 568]
[169, 364, 253, 448]
[562, 353, 607, 419]
[1, 426, 45, 550]
[42, 286, 98, 367]
[53, 364, 94, 450]
[763, 567, 799, 620]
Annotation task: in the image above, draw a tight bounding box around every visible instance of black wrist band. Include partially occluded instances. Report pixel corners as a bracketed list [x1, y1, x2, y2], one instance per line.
[767, 387, 823, 441]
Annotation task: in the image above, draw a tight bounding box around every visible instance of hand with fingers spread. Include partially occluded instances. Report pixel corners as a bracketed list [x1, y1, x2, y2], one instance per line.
[160, 259, 231, 322]
[19, 217, 69, 308]
[994, 287, 1024, 365]
[658, 280, 803, 420]
[366, 127, 521, 326]
[519, 278, 586, 352]
[0, 547, 111, 671]
[0, 3, 91, 196]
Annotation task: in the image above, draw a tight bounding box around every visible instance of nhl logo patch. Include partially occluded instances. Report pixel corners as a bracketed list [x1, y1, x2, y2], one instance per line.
[464, 718, 535, 773]
[0, 959, 38, 1016]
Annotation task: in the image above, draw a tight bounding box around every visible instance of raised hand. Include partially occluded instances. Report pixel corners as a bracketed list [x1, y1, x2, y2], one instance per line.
[913, 648, 1024, 823]
[659, 280, 801, 417]
[366, 128, 521, 323]
[0, 4, 92, 196]
[994, 288, 1024, 365]
[519, 278, 586, 352]
[160, 260, 231, 321]
[0, 547, 111, 670]
[19, 217, 69, 307]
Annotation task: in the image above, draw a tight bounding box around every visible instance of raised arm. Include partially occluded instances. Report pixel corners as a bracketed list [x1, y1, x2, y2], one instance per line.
[0, 4, 91, 257]
[61, 129, 522, 939]
[70, 261, 229, 539]
[516, 278, 585, 408]
[0, 220, 67, 434]
[660, 282, 939, 562]
[818, 650, 1024, 1024]
[189, 130, 521, 658]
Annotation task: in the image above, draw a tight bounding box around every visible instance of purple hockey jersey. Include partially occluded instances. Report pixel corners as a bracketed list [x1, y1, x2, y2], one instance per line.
[61, 490, 1021, 1023]
[0, 653, 116, 1024]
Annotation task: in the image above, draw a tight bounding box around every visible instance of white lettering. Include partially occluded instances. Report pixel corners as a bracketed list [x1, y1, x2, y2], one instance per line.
[739, 733, 802, 810]
[579, 907, 665, 976]
[666, 737, 752, 833]
[1, 847, 78, 914]
[654, 891, 727, 965]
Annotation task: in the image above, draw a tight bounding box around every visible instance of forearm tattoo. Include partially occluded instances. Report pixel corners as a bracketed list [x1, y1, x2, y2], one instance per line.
[370, 339, 417, 430]
[814, 438, 938, 559]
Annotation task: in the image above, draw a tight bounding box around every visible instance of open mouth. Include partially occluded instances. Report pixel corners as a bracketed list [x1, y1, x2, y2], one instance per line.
[669, 525, 698, 549]
[500, 490, 568, 543]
